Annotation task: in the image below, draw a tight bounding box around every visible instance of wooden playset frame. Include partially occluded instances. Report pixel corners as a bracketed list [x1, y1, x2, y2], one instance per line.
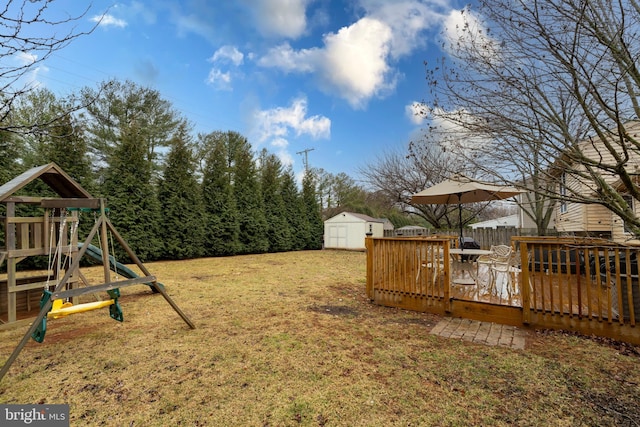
[0, 163, 195, 382]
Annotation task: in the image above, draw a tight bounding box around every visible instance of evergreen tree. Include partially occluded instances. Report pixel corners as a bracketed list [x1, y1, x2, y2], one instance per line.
[43, 113, 97, 244]
[11, 88, 60, 168]
[101, 120, 162, 262]
[82, 80, 182, 183]
[158, 123, 206, 260]
[0, 130, 21, 252]
[302, 169, 323, 250]
[259, 150, 292, 252]
[11, 89, 95, 197]
[280, 166, 308, 251]
[10, 91, 69, 221]
[233, 137, 269, 254]
[201, 133, 240, 256]
[0, 130, 21, 186]
[45, 114, 95, 193]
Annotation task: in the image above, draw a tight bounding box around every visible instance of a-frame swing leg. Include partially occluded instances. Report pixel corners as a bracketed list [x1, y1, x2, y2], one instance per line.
[0, 216, 103, 382]
[105, 217, 196, 329]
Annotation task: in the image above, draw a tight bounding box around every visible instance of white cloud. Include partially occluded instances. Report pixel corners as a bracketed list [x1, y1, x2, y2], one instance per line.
[251, 0, 309, 39]
[258, 43, 317, 73]
[15, 51, 37, 64]
[210, 46, 244, 66]
[429, 107, 491, 153]
[251, 97, 330, 166]
[257, 0, 451, 108]
[277, 147, 295, 167]
[206, 68, 232, 90]
[91, 14, 127, 28]
[259, 17, 395, 108]
[405, 101, 427, 125]
[206, 46, 244, 90]
[271, 137, 290, 148]
[358, 0, 447, 58]
[254, 97, 331, 142]
[320, 17, 394, 108]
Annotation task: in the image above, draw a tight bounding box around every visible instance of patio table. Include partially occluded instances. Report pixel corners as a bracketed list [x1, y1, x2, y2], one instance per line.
[449, 248, 492, 285]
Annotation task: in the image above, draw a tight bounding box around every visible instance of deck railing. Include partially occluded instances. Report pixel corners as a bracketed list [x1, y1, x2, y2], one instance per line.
[367, 236, 640, 344]
[366, 237, 451, 314]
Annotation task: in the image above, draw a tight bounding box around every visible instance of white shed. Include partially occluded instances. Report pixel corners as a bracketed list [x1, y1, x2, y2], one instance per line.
[324, 212, 384, 250]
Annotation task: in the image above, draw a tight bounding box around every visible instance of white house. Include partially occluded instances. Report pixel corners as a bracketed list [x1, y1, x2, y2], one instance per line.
[324, 212, 384, 250]
[470, 214, 520, 230]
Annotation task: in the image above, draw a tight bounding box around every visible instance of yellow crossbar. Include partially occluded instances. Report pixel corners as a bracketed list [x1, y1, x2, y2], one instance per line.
[48, 299, 115, 318]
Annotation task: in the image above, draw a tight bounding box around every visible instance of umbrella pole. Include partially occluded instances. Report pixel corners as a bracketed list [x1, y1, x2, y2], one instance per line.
[457, 193, 463, 246]
[458, 204, 464, 246]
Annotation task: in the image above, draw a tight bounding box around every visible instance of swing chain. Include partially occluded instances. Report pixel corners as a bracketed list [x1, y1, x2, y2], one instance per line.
[45, 208, 68, 291]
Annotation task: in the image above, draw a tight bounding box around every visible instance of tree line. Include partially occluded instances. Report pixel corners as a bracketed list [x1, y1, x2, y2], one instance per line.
[1, 81, 325, 262]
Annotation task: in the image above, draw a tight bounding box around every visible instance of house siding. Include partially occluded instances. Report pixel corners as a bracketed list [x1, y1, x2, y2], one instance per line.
[554, 122, 640, 242]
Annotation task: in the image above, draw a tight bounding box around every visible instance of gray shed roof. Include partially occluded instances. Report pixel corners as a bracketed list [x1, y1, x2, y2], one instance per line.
[347, 212, 384, 223]
[0, 163, 93, 202]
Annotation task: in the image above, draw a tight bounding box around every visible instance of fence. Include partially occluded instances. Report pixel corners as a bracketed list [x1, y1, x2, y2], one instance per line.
[366, 235, 640, 344]
[383, 227, 553, 247]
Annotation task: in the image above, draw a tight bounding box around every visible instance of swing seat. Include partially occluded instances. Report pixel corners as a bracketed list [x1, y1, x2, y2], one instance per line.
[48, 299, 115, 319]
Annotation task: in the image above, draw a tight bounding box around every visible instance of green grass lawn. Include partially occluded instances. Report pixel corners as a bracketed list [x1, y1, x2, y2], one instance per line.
[1, 250, 639, 426]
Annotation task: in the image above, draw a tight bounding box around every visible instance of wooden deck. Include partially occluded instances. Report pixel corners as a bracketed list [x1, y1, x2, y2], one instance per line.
[450, 263, 521, 306]
[450, 265, 613, 314]
[366, 236, 640, 344]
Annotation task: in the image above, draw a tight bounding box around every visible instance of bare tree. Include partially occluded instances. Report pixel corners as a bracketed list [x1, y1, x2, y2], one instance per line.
[313, 168, 369, 217]
[423, 0, 640, 235]
[359, 142, 485, 229]
[0, 0, 100, 133]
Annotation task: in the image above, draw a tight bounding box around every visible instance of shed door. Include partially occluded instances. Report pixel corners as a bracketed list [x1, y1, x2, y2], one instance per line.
[328, 225, 348, 248]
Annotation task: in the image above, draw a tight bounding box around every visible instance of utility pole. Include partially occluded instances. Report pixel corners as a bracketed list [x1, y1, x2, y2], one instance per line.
[296, 148, 314, 172]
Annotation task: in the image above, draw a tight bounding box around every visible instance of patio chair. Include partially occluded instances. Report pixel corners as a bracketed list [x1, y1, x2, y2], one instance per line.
[477, 245, 512, 270]
[492, 245, 513, 258]
[476, 245, 514, 294]
[489, 250, 519, 297]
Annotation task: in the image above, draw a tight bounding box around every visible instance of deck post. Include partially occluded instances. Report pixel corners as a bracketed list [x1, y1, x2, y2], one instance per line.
[520, 242, 531, 324]
[443, 240, 451, 312]
[365, 236, 373, 300]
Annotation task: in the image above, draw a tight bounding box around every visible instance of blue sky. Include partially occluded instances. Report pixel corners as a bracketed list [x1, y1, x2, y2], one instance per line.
[14, 0, 467, 180]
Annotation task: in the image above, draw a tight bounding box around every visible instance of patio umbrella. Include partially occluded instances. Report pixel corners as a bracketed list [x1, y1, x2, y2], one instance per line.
[411, 174, 525, 243]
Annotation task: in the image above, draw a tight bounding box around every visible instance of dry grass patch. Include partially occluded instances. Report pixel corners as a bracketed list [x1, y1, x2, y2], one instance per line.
[1, 250, 640, 426]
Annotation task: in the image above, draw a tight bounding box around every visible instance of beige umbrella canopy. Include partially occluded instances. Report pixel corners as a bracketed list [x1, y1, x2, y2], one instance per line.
[411, 174, 525, 241]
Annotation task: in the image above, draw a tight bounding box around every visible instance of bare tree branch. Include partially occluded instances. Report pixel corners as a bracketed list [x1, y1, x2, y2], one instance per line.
[423, 0, 640, 235]
[0, 0, 101, 133]
[358, 142, 487, 229]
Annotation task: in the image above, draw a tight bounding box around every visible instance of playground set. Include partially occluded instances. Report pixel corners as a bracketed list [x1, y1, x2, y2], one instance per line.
[0, 163, 195, 381]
